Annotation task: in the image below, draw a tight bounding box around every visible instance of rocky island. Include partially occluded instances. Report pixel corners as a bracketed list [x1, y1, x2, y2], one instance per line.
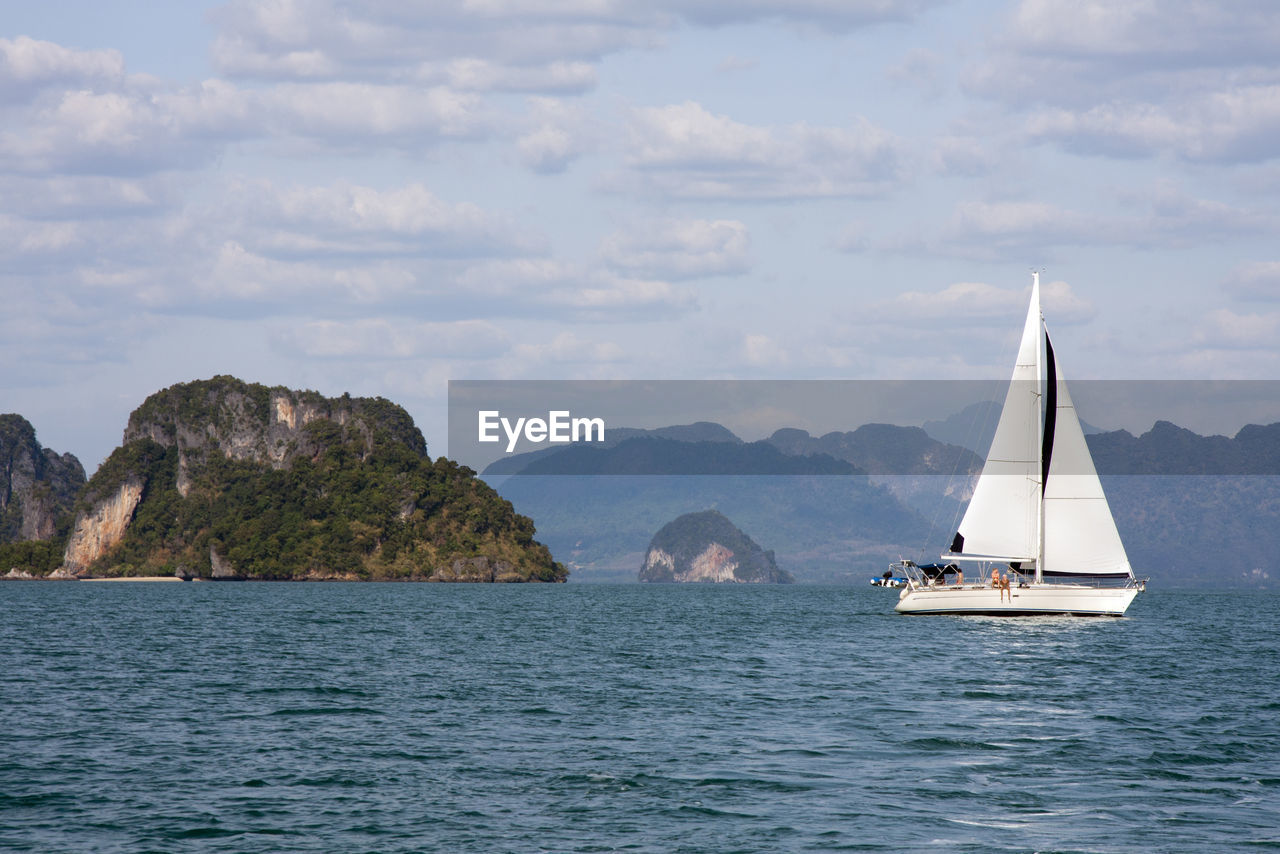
[2, 377, 566, 582]
[640, 509, 793, 583]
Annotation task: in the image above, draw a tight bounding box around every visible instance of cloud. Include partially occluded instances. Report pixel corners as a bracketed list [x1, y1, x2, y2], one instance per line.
[741, 333, 789, 367]
[0, 36, 124, 102]
[864, 280, 1095, 325]
[909, 200, 1109, 259]
[887, 187, 1273, 260]
[0, 48, 489, 179]
[0, 175, 177, 219]
[208, 0, 939, 90]
[970, 0, 1280, 105]
[622, 101, 902, 199]
[224, 179, 540, 259]
[513, 331, 625, 365]
[670, 0, 940, 28]
[261, 82, 486, 143]
[454, 258, 697, 320]
[599, 218, 750, 279]
[1026, 87, 1280, 163]
[210, 0, 661, 88]
[0, 81, 250, 176]
[966, 1, 1280, 163]
[1224, 262, 1280, 301]
[516, 97, 594, 173]
[1192, 309, 1280, 350]
[274, 318, 509, 359]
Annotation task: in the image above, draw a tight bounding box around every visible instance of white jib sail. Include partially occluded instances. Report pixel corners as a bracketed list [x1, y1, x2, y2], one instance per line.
[1042, 347, 1133, 578]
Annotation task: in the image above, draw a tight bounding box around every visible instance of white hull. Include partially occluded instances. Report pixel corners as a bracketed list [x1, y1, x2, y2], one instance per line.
[895, 582, 1138, 617]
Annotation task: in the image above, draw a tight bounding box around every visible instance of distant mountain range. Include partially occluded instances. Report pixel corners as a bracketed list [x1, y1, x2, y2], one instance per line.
[484, 422, 977, 477]
[486, 417, 1280, 589]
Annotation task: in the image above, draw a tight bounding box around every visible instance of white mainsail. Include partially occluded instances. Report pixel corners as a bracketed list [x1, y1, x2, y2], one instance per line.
[948, 279, 1042, 564]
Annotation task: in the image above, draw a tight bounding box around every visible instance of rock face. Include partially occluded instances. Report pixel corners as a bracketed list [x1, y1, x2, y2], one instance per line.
[61, 478, 144, 575]
[53, 376, 566, 582]
[0, 414, 86, 543]
[640, 509, 792, 584]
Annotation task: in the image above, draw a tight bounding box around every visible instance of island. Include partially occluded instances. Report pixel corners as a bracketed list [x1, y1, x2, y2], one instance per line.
[640, 509, 793, 583]
[1, 377, 566, 582]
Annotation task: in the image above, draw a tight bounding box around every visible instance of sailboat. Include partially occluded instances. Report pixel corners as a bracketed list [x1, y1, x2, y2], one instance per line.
[893, 273, 1145, 616]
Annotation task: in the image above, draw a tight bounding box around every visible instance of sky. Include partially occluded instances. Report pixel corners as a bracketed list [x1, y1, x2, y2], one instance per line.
[4, 0, 1280, 471]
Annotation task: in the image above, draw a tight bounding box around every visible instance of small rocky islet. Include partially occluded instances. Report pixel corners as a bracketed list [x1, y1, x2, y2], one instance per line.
[640, 509, 793, 584]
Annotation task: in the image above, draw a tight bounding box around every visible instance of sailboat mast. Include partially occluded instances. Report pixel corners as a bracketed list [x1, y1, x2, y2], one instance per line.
[1033, 272, 1045, 584]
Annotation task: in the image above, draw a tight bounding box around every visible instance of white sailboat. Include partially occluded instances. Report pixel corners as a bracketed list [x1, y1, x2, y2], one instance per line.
[894, 273, 1145, 616]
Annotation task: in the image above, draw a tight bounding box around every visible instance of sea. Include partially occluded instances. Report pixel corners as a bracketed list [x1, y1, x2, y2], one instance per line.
[1, 583, 1276, 853]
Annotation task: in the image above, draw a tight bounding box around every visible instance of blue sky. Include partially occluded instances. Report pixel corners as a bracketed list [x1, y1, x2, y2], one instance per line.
[3, 0, 1280, 470]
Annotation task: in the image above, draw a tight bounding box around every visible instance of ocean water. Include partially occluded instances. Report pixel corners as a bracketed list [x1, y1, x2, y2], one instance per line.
[1, 584, 1277, 853]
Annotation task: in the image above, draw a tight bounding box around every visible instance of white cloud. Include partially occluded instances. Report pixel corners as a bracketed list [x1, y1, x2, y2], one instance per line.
[1027, 86, 1280, 163]
[208, 0, 937, 89]
[865, 280, 1095, 325]
[599, 218, 750, 279]
[623, 101, 902, 199]
[262, 82, 486, 142]
[455, 258, 697, 320]
[1225, 263, 1280, 301]
[0, 77, 258, 176]
[0, 214, 83, 262]
[226, 180, 539, 259]
[1040, 280, 1097, 323]
[210, 0, 659, 87]
[916, 200, 1108, 259]
[197, 240, 421, 307]
[0, 175, 176, 219]
[516, 97, 594, 173]
[0, 36, 124, 101]
[670, 0, 940, 28]
[890, 188, 1272, 260]
[966, 1, 1280, 164]
[513, 331, 625, 365]
[438, 58, 597, 94]
[741, 333, 789, 367]
[1193, 309, 1280, 350]
[275, 318, 509, 359]
[544, 273, 696, 318]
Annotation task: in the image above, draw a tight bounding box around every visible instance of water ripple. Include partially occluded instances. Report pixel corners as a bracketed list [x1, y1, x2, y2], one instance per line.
[0, 584, 1276, 852]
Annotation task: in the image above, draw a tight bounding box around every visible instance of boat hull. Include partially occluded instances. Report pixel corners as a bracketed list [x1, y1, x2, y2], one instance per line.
[894, 583, 1138, 617]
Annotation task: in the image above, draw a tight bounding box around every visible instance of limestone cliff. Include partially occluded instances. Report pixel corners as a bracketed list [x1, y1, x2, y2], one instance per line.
[0, 414, 85, 543]
[640, 509, 792, 584]
[60, 477, 144, 575]
[52, 377, 565, 582]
